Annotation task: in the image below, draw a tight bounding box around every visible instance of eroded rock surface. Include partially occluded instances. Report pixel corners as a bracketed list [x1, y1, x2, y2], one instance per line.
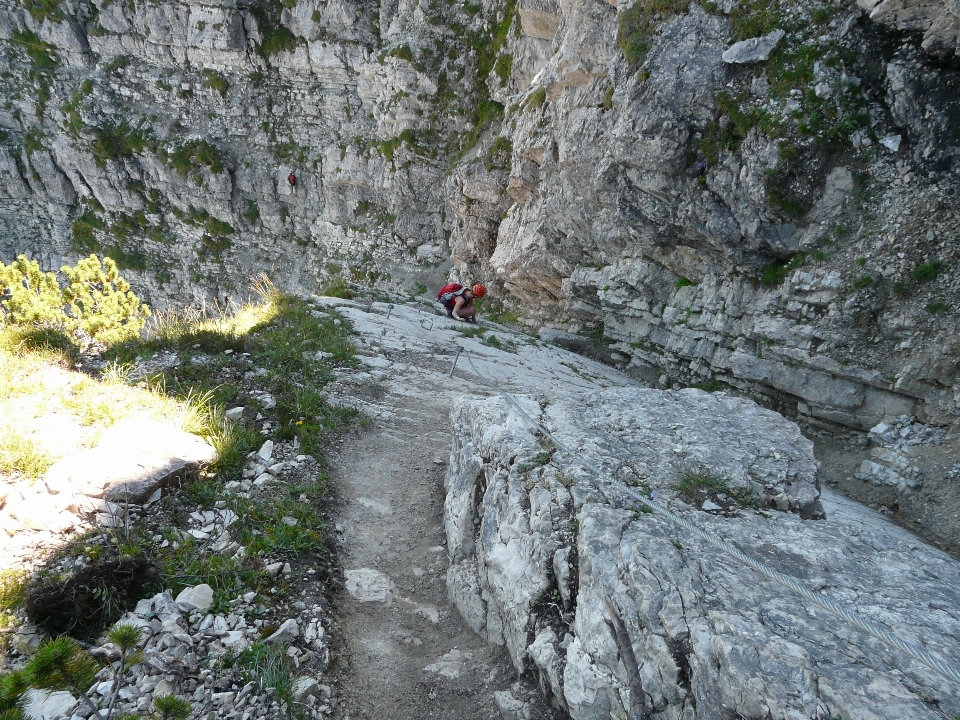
[446, 389, 960, 719]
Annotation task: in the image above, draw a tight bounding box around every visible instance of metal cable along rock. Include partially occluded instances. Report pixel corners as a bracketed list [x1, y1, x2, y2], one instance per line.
[382, 298, 960, 684]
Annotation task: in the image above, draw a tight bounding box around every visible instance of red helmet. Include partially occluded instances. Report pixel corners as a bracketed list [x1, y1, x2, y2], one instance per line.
[471, 284, 487, 298]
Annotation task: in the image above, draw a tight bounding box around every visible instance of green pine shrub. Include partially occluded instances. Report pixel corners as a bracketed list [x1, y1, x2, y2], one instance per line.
[0, 255, 149, 349]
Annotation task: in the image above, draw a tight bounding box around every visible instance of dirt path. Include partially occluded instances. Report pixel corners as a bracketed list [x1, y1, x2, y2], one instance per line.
[324, 373, 554, 720]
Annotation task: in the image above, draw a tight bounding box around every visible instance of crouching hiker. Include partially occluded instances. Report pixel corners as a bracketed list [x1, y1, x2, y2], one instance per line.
[437, 282, 486, 322]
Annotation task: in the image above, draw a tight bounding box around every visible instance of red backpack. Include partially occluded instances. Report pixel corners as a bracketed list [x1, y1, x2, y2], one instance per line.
[437, 283, 463, 307]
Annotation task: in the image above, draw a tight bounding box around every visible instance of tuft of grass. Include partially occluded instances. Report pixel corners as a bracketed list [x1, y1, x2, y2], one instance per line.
[0, 428, 54, 479]
[516, 448, 556, 474]
[523, 87, 547, 113]
[484, 136, 512, 171]
[927, 301, 949, 314]
[227, 642, 295, 702]
[912, 260, 941, 283]
[322, 277, 353, 299]
[201, 69, 229, 95]
[0, 570, 28, 612]
[12, 29, 57, 68]
[852, 275, 873, 290]
[166, 139, 224, 181]
[457, 326, 486, 338]
[676, 468, 726, 495]
[250, 3, 298, 57]
[691, 378, 731, 393]
[676, 276, 696, 289]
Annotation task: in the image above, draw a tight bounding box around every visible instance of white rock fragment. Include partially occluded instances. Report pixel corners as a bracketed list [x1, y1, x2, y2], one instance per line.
[257, 440, 274, 461]
[175, 584, 214, 613]
[879, 134, 901, 152]
[721, 29, 785, 64]
[345, 568, 395, 603]
[265, 619, 299, 644]
[23, 690, 78, 720]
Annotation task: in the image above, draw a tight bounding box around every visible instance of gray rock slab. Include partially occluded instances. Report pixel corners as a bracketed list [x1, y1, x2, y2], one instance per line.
[445, 390, 960, 719]
[721, 29, 785, 63]
[43, 417, 214, 505]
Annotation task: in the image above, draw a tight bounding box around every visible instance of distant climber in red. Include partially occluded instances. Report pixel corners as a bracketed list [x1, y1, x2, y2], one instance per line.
[288, 172, 297, 187]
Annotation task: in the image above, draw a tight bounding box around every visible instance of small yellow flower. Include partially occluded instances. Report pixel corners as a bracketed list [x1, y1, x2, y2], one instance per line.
[296, 420, 303, 426]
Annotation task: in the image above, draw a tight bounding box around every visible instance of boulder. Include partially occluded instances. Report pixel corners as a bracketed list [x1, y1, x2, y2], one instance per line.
[23, 690, 78, 720]
[721, 29, 785, 63]
[445, 390, 960, 719]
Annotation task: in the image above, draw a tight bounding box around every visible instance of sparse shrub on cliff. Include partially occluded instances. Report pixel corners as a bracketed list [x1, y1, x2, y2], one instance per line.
[21, 0, 65, 23]
[250, 2, 298, 57]
[90, 122, 155, 167]
[617, 0, 690, 71]
[912, 260, 941, 282]
[494, 53, 513, 86]
[11, 29, 57, 68]
[759, 252, 806, 287]
[201, 69, 229, 95]
[484, 135, 512, 171]
[166, 139, 225, 182]
[0, 254, 149, 349]
[522, 87, 547, 113]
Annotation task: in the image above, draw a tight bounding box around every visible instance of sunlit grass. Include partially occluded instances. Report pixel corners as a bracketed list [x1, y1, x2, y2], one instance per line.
[0, 426, 55, 479]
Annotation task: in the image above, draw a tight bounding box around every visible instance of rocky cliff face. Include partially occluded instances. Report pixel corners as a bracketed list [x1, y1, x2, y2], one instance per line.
[447, 0, 960, 440]
[0, 0, 496, 307]
[445, 389, 960, 719]
[1, 0, 958, 445]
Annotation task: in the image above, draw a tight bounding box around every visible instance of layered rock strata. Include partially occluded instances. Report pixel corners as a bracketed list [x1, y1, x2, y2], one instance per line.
[445, 388, 960, 719]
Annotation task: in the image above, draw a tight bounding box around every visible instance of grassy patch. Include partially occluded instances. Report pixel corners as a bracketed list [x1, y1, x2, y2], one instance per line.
[322, 277, 353, 299]
[484, 135, 512, 171]
[90, 122, 155, 167]
[0, 427, 56, 479]
[852, 274, 873, 290]
[22, 0, 64, 22]
[12, 29, 57, 68]
[10, 283, 361, 636]
[227, 642, 296, 703]
[911, 260, 941, 283]
[494, 54, 513, 86]
[675, 276, 696, 289]
[690, 378, 731, 392]
[760, 252, 806, 287]
[516, 447, 556, 474]
[201, 69, 229, 95]
[166, 139, 225, 182]
[675, 467, 756, 510]
[456, 326, 486, 338]
[250, 2, 298, 57]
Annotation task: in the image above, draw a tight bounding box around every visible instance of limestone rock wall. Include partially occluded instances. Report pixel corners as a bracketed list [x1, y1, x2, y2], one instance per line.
[445, 390, 960, 719]
[444, 0, 960, 435]
[0, 0, 477, 308]
[2, 0, 959, 433]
